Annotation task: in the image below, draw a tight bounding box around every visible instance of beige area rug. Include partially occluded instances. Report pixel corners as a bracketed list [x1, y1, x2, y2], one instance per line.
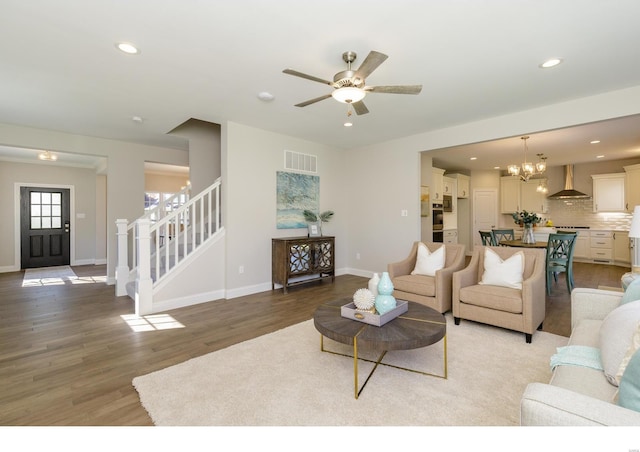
[22, 265, 77, 286]
[133, 315, 567, 426]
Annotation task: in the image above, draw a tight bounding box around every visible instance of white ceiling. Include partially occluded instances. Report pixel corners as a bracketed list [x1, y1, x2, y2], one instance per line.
[2, 0, 640, 171]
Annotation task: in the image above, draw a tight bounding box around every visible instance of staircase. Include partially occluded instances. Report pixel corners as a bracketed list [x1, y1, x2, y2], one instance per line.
[116, 178, 224, 315]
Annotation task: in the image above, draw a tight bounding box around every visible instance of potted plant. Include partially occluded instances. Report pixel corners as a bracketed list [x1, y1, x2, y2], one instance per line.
[303, 209, 334, 236]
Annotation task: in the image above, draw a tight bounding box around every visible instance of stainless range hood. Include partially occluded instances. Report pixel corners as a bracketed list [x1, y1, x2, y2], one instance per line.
[547, 165, 591, 199]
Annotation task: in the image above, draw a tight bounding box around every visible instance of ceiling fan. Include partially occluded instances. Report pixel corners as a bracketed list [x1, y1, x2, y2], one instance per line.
[283, 50, 422, 115]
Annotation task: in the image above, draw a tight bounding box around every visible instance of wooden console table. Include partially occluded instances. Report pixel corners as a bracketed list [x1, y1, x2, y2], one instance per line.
[272, 236, 335, 293]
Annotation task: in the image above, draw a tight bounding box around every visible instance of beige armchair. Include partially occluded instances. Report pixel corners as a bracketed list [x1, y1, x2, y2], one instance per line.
[452, 245, 546, 343]
[387, 242, 466, 313]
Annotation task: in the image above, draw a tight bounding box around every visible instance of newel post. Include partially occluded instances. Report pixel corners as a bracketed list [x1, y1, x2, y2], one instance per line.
[115, 219, 129, 297]
[135, 219, 153, 316]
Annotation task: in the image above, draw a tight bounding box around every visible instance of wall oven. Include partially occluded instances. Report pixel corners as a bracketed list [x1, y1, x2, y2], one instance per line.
[433, 203, 444, 232]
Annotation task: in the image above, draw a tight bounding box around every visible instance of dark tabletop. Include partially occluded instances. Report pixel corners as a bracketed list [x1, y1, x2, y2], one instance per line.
[313, 298, 446, 352]
[499, 239, 548, 248]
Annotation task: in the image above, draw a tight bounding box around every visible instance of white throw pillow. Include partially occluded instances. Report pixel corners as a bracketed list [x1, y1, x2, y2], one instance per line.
[600, 300, 640, 386]
[479, 248, 524, 289]
[616, 322, 640, 386]
[410, 243, 445, 277]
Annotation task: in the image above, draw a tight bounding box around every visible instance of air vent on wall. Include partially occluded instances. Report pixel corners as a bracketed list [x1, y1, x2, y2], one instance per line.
[284, 150, 317, 173]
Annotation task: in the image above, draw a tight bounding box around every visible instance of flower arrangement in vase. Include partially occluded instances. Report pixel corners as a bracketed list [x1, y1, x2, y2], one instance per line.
[512, 210, 542, 244]
[511, 210, 542, 226]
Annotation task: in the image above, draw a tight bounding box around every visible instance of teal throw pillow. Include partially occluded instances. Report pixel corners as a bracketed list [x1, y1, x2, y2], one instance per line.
[618, 349, 640, 412]
[622, 277, 640, 305]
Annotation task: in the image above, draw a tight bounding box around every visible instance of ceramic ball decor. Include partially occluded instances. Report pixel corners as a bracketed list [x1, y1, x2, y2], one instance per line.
[353, 288, 375, 311]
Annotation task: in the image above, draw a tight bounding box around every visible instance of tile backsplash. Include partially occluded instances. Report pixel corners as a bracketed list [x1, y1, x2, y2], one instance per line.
[544, 198, 632, 230]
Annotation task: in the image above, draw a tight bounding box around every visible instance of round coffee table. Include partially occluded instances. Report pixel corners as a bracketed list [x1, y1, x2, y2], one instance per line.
[313, 298, 447, 399]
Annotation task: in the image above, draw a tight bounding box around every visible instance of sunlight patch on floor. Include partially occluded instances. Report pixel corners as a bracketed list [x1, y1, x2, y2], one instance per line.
[121, 314, 186, 332]
[70, 275, 108, 284]
[22, 266, 107, 287]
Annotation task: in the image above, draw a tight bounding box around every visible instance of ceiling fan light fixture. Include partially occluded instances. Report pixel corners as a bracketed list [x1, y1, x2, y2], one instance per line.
[331, 87, 365, 104]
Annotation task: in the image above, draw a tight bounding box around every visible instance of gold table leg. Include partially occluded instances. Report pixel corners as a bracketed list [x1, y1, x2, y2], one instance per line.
[320, 333, 447, 399]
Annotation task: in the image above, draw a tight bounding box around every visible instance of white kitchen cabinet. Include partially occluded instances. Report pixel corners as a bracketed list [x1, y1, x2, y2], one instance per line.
[592, 173, 626, 212]
[613, 230, 631, 266]
[573, 230, 590, 261]
[444, 229, 458, 244]
[500, 177, 547, 214]
[520, 179, 548, 214]
[432, 168, 445, 203]
[500, 177, 521, 213]
[624, 163, 640, 212]
[443, 176, 455, 197]
[448, 173, 470, 198]
[590, 230, 614, 262]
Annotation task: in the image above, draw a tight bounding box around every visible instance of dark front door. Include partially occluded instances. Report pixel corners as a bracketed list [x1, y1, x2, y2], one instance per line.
[20, 187, 71, 269]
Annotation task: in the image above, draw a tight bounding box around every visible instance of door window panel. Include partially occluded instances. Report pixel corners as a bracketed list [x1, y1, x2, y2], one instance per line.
[30, 191, 62, 230]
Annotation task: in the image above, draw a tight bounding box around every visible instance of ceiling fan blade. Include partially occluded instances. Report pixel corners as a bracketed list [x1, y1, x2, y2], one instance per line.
[354, 51, 388, 81]
[352, 100, 369, 115]
[294, 93, 332, 107]
[366, 85, 423, 94]
[283, 69, 333, 86]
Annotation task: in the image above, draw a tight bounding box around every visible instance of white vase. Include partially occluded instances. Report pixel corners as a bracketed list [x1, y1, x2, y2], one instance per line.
[368, 273, 380, 297]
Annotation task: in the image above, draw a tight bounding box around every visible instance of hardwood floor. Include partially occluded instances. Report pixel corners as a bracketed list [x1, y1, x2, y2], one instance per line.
[0, 261, 628, 426]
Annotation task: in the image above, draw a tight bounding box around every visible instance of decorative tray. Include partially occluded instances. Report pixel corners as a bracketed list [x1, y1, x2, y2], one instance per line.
[340, 299, 408, 327]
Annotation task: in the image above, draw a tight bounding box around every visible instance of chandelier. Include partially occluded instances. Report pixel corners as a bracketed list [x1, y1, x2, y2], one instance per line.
[507, 136, 547, 182]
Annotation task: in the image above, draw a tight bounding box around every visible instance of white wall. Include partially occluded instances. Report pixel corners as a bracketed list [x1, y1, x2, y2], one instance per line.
[144, 172, 190, 193]
[169, 119, 221, 194]
[224, 122, 347, 295]
[95, 174, 107, 264]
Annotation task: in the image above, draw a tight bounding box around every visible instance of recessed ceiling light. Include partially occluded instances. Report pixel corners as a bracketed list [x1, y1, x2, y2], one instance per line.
[116, 42, 139, 54]
[596, 155, 605, 159]
[539, 58, 563, 69]
[470, 157, 477, 161]
[590, 140, 601, 144]
[494, 166, 500, 170]
[132, 116, 143, 123]
[343, 121, 353, 127]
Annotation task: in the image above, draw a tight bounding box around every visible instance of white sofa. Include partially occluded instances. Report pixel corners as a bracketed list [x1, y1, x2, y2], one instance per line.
[520, 288, 640, 425]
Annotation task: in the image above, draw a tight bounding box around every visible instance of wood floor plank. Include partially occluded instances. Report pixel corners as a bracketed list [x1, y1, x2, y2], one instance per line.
[0, 262, 628, 425]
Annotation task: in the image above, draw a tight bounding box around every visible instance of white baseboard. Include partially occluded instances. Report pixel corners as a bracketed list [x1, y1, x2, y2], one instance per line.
[152, 289, 226, 313]
[226, 282, 273, 299]
[0, 264, 20, 273]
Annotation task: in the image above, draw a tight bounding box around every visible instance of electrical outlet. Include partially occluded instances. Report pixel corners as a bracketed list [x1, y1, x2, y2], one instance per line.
[356, 253, 361, 260]
[239, 265, 244, 274]
[401, 209, 408, 217]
